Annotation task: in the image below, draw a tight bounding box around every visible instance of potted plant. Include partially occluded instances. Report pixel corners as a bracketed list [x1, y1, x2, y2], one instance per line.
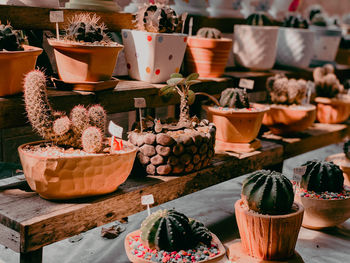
[185, 27, 233, 78]
[313, 64, 350, 124]
[0, 22, 42, 96]
[18, 70, 137, 200]
[128, 73, 216, 175]
[202, 88, 269, 153]
[48, 13, 124, 83]
[294, 160, 350, 229]
[233, 12, 279, 70]
[65, 0, 120, 11]
[124, 209, 225, 262]
[262, 74, 316, 135]
[276, 14, 315, 68]
[235, 170, 304, 260]
[122, 2, 187, 83]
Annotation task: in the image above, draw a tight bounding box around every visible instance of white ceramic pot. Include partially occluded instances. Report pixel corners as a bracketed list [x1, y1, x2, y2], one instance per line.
[269, 0, 293, 20]
[122, 29, 187, 83]
[233, 25, 279, 70]
[172, 0, 208, 16]
[0, 0, 59, 7]
[207, 0, 244, 18]
[65, 0, 120, 11]
[276, 27, 315, 68]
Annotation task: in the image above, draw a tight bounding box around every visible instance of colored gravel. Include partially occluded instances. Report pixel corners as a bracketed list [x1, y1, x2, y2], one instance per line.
[293, 182, 350, 200]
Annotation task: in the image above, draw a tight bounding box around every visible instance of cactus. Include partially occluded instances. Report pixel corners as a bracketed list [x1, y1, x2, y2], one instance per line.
[311, 13, 328, 27]
[0, 23, 24, 51]
[196, 27, 222, 39]
[246, 13, 272, 26]
[24, 70, 107, 153]
[283, 15, 308, 29]
[344, 140, 350, 159]
[219, 88, 250, 109]
[313, 64, 344, 98]
[241, 170, 294, 215]
[189, 218, 212, 246]
[300, 160, 344, 193]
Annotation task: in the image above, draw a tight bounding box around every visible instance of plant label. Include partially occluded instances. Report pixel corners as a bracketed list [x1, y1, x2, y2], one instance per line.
[239, 78, 254, 90]
[293, 166, 307, 182]
[50, 11, 64, 23]
[134, 98, 146, 108]
[141, 194, 154, 205]
[108, 121, 123, 138]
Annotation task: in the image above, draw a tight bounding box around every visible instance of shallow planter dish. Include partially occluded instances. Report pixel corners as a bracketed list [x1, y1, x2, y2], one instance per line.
[122, 30, 187, 83]
[186, 36, 232, 78]
[276, 27, 315, 68]
[233, 25, 279, 70]
[125, 229, 226, 263]
[0, 45, 42, 96]
[48, 39, 123, 82]
[18, 141, 137, 200]
[294, 194, 350, 229]
[326, 153, 350, 186]
[315, 97, 350, 124]
[235, 199, 304, 260]
[262, 104, 316, 135]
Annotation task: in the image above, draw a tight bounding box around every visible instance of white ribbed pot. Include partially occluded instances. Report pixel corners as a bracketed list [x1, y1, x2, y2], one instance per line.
[207, 0, 244, 18]
[172, 0, 208, 16]
[65, 0, 120, 11]
[233, 25, 279, 70]
[276, 27, 315, 68]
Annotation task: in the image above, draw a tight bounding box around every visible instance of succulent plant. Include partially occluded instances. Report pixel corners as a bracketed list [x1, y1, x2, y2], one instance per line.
[189, 218, 212, 246]
[344, 140, 350, 159]
[24, 70, 107, 153]
[266, 74, 308, 105]
[283, 15, 308, 29]
[311, 13, 328, 27]
[300, 160, 344, 193]
[246, 13, 272, 26]
[241, 170, 294, 215]
[313, 64, 344, 98]
[196, 27, 222, 39]
[0, 23, 24, 51]
[219, 88, 249, 109]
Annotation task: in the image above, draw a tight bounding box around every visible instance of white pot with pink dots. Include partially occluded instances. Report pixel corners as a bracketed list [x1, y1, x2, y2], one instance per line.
[122, 29, 188, 83]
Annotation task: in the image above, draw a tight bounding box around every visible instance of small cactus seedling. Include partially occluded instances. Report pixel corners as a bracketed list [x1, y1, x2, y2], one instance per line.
[196, 27, 222, 39]
[189, 218, 212, 246]
[219, 88, 250, 109]
[313, 64, 344, 98]
[246, 13, 272, 26]
[0, 23, 24, 51]
[283, 14, 308, 29]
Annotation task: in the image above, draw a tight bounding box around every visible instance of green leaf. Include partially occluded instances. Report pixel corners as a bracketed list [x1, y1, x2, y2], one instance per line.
[185, 80, 201, 86]
[170, 73, 183, 79]
[187, 90, 196, 105]
[159, 85, 175, 96]
[167, 77, 184, 86]
[186, 73, 199, 81]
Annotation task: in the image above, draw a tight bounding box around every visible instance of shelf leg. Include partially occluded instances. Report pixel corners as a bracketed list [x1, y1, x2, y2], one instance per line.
[20, 248, 43, 263]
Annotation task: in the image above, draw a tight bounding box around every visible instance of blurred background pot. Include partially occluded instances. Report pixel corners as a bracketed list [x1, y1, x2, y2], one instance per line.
[65, 0, 120, 11]
[207, 0, 244, 18]
[315, 97, 350, 124]
[326, 153, 350, 186]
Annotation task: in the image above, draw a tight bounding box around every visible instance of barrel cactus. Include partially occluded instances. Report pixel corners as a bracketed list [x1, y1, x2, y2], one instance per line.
[313, 64, 343, 98]
[189, 218, 212, 246]
[300, 160, 344, 193]
[241, 170, 294, 215]
[219, 88, 249, 109]
[246, 13, 272, 26]
[196, 27, 221, 39]
[0, 23, 24, 51]
[283, 15, 308, 29]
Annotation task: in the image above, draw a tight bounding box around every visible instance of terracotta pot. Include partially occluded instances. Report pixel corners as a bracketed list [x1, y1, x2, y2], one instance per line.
[295, 194, 350, 229]
[203, 103, 268, 143]
[262, 104, 316, 135]
[186, 37, 233, 78]
[48, 39, 123, 82]
[18, 141, 137, 200]
[325, 153, 350, 186]
[125, 229, 226, 263]
[315, 97, 350, 124]
[235, 199, 304, 260]
[0, 45, 42, 96]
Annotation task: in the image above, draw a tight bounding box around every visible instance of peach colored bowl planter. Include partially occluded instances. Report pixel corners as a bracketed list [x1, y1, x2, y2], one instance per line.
[262, 104, 316, 135]
[124, 230, 226, 263]
[235, 199, 304, 261]
[186, 37, 233, 78]
[326, 153, 350, 186]
[18, 141, 137, 200]
[294, 194, 350, 229]
[203, 103, 269, 143]
[315, 97, 350, 124]
[0, 45, 42, 96]
[48, 39, 123, 82]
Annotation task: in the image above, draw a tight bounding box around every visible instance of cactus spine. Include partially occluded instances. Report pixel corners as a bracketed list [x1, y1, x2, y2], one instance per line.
[0, 23, 24, 51]
[246, 13, 272, 26]
[219, 88, 250, 109]
[196, 27, 222, 39]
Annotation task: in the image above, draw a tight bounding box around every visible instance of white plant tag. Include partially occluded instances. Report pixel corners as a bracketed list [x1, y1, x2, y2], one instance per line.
[293, 166, 307, 182]
[239, 78, 254, 90]
[141, 194, 154, 216]
[108, 121, 123, 138]
[50, 11, 64, 23]
[134, 98, 146, 108]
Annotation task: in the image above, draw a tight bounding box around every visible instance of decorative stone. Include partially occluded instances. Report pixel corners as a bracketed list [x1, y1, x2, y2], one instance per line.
[156, 164, 172, 175]
[136, 135, 145, 147]
[199, 144, 208, 155]
[193, 154, 201, 164]
[146, 164, 155, 175]
[144, 133, 156, 145]
[137, 152, 150, 165]
[173, 143, 185, 156]
[156, 133, 175, 146]
[185, 163, 194, 173]
[180, 153, 192, 165]
[128, 132, 137, 145]
[150, 154, 164, 166]
[156, 145, 172, 156]
[168, 156, 179, 165]
[186, 145, 198, 154]
[140, 144, 156, 157]
[172, 164, 185, 174]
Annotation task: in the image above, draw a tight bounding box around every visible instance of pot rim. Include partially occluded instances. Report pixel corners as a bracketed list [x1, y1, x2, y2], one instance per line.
[0, 44, 43, 55]
[188, 36, 233, 42]
[121, 29, 187, 37]
[47, 39, 123, 49]
[279, 27, 315, 34]
[203, 103, 269, 116]
[267, 104, 316, 111]
[296, 192, 350, 203]
[315, 96, 350, 105]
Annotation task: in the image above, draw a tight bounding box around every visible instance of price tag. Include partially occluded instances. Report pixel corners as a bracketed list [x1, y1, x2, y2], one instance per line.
[134, 98, 146, 108]
[50, 11, 64, 23]
[239, 78, 254, 90]
[141, 194, 154, 205]
[108, 121, 123, 138]
[293, 166, 307, 182]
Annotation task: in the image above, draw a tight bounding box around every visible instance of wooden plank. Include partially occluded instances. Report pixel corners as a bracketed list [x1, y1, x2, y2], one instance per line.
[0, 223, 20, 252]
[0, 174, 26, 190]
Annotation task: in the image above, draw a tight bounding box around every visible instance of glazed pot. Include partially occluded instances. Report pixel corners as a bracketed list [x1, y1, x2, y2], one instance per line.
[326, 153, 350, 186]
[172, 0, 208, 16]
[186, 36, 233, 78]
[315, 97, 350, 124]
[262, 104, 316, 135]
[233, 25, 279, 70]
[48, 39, 123, 82]
[235, 199, 304, 260]
[65, 0, 120, 11]
[295, 194, 350, 229]
[207, 0, 244, 18]
[0, 45, 42, 97]
[122, 30, 187, 83]
[18, 140, 137, 200]
[276, 27, 315, 68]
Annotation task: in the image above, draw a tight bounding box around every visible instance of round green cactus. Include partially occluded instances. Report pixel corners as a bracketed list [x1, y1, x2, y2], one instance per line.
[189, 218, 212, 246]
[283, 15, 308, 29]
[246, 13, 272, 26]
[196, 27, 222, 39]
[219, 88, 250, 109]
[300, 160, 344, 193]
[241, 170, 294, 215]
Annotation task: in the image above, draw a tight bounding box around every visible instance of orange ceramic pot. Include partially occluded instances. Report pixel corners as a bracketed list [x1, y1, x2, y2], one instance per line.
[315, 97, 350, 124]
[48, 39, 123, 82]
[0, 45, 42, 96]
[186, 37, 232, 78]
[326, 153, 350, 186]
[18, 140, 137, 200]
[203, 103, 268, 143]
[235, 199, 304, 260]
[262, 104, 316, 135]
